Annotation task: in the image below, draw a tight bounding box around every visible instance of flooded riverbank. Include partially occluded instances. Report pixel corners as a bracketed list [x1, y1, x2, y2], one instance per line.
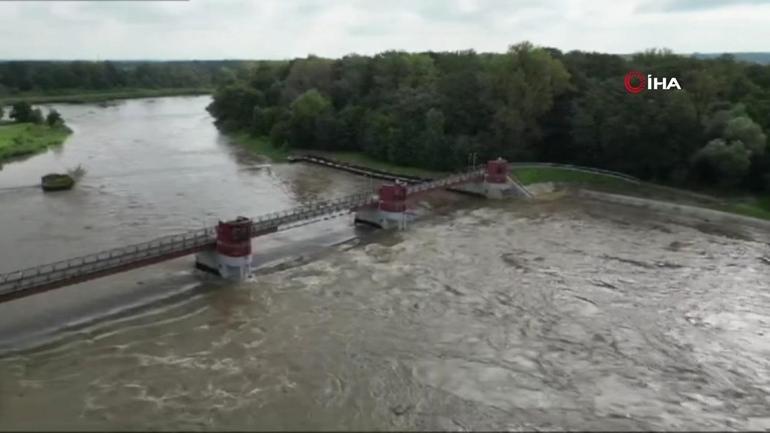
[2, 196, 769, 430]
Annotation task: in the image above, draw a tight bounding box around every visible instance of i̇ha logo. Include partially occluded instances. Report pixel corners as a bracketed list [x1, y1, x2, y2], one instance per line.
[624, 70, 682, 93]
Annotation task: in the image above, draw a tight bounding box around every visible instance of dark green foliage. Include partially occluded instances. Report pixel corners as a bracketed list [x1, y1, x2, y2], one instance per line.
[30, 108, 44, 124]
[0, 60, 257, 95]
[691, 139, 752, 186]
[46, 109, 62, 127]
[10, 102, 33, 123]
[208, 43, 572, 172]
[208, 43, 770, 191]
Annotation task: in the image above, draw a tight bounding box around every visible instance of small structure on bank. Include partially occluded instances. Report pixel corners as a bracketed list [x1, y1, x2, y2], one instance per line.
[40, 165, 86, 192]
[453, 157, 533, 199]
[40, 173, 75, 192]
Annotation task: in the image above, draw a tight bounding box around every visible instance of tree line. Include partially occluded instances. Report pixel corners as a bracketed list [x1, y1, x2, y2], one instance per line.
[0, 102, 63, 127]
[207, 42, 770, 193]
[0, 60, 257, 95]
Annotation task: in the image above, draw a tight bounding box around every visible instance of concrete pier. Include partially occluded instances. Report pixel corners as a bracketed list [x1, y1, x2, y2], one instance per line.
[195, 217, 253, 280]
[452, 158, 533, 199]
[354, 182, 412, 230]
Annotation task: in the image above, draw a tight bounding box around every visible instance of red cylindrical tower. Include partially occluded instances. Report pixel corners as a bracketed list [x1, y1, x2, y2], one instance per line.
[378, 183, 408, 212]
[216, 217, 252, 258]
[486, 158, 509, 184]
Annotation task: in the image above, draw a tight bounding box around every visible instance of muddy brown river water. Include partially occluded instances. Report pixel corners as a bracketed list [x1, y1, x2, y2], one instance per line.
[1, 97, 769, 431]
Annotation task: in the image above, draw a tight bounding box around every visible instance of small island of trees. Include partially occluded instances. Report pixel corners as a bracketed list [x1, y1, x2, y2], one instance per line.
[0, 101, 72, 163]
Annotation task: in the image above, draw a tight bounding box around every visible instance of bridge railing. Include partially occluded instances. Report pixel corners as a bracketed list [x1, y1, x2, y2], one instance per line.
[250, 192, 377, 232]
[0, 227, 216, 293]
[407, 169, 485, 194]
[508, 162, 642, 184]
[0, 168, 484, 298]
[0, 192, 379, 294]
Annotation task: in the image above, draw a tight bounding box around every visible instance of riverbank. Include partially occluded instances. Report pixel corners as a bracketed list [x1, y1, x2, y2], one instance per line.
[0, 123, 72, 162]
[513, 166, 770, 221]
[0, 88, 211, 105]
[233, 134, 770, 222]
[232, 133, 292, 161]
[232, 134, 444, 178]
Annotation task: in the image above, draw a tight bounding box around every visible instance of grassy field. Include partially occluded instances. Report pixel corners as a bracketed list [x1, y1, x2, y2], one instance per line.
[0, 123, 72, 162]
[513, 165, 770, 221]
[0, 87, 211, 105]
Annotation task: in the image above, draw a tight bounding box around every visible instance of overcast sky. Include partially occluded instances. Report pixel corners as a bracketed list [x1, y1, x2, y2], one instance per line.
[0, 0, 768, 60]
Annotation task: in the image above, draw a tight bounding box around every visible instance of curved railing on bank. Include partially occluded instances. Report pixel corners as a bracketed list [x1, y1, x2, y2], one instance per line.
[508, 162, 642, 184]
[509, 162, 726, 204]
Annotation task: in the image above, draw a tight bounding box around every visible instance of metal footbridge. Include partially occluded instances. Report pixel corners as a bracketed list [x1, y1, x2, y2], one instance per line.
[0, 169, 484, 302]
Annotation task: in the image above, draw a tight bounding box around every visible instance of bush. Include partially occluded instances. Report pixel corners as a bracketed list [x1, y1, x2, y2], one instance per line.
[691, 139, 751, 186]
[30, 108, 44, 124]
[46, 109, 63, 127]
[10, 102, 33, 123]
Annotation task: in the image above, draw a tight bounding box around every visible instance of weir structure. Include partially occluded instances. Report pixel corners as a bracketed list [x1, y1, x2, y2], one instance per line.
[194, 217, 255, 280]
[354, 182, 410, 230]
[451, 158, 534, 199]
[0, 159, 529, 303]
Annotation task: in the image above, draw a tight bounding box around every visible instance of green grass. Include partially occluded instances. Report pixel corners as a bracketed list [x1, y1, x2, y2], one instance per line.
[514, 166, 770, 221]
[232, 133, 292, 161]
[513, 166, 636, 187]
[0, 123, 72, 162]
[0, 87, 211, 105]
[721, 197, 770, 221]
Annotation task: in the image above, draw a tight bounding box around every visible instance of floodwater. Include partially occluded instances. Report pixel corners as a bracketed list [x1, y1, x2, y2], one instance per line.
[0, 96, 373, 350]
[2, 97, 770, 431]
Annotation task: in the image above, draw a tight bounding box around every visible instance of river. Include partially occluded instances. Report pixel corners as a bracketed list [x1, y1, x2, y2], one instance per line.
[1, 96, 769, 430]
[0, 96, 373, 350]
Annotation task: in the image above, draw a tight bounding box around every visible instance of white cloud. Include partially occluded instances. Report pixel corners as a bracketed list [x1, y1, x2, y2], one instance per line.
[0, 0, 767, 59]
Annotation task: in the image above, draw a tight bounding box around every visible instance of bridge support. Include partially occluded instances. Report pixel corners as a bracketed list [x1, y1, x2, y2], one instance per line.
[195, 217, 253, 280]
[354, 182, 411, 230]
[454, 158, 532, 199]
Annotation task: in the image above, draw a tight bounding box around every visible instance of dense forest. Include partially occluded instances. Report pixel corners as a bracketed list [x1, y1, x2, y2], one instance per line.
[0, 60, 256, 95]
[207, 43, 770, 193]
